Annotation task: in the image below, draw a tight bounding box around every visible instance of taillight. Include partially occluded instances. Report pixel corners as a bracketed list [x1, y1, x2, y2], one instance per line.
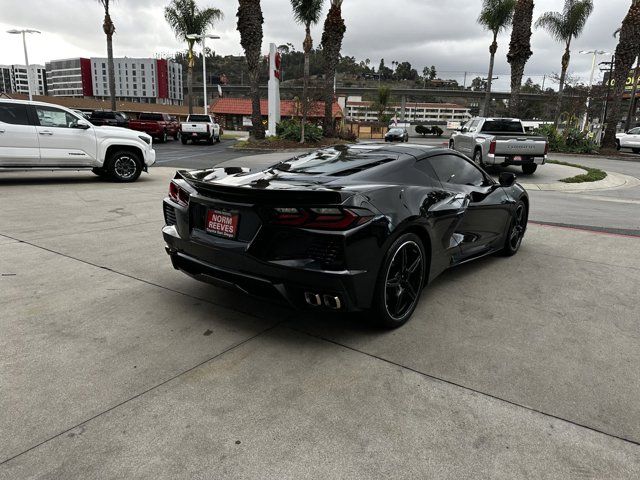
[168, 181, 190, 207]
[270, 207, 373, 230]
[489, 140, 497, 155]
[544, 141, 549, 155]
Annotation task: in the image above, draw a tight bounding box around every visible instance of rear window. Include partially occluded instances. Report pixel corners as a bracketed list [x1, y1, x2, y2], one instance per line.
[187, 115, 211, 122]
[0, 103, 30, 125]
[92, 111, 114, 119]
[481, 120, 524, 133]
[275, 147, 397, 175]
[139, 113, 163, 121]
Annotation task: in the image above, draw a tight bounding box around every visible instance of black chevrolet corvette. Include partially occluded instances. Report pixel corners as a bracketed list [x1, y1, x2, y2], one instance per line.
[163, 144, 529, 328]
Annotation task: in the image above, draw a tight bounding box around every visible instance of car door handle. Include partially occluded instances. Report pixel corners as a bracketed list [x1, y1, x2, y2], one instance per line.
[39, 130, 54, 136]
[0, 128, 5, 133]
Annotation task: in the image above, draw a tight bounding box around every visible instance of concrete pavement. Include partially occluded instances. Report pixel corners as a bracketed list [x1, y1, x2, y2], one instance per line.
[1, 167, 639, 478]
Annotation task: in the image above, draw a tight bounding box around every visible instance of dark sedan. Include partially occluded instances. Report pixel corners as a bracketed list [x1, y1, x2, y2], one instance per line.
[162, 145, 529, 328]
[385, 128, 409, 142]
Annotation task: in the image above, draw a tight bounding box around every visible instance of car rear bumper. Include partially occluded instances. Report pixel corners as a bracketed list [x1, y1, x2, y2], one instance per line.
[488, 154, 546, 166]
[162, 224, 376, 312]
[183, 131, 212, 140]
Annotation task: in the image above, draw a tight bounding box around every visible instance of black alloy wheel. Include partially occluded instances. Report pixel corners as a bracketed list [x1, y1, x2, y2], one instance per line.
[372, 233, 426, 328]
[107, 150, 142, 182]
[502, 201, 527, 256]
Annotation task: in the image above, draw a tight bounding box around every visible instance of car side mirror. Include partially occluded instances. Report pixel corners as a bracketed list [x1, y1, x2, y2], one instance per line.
[74, 120, 91, 130]
[460, 127, 468, 133]
[499, 172, 517, 187]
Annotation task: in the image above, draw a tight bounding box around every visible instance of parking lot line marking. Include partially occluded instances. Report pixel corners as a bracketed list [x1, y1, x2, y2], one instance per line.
[287, 325, 640, 448]
[529, 221, 640, 239]
[0, 322, 286, 467]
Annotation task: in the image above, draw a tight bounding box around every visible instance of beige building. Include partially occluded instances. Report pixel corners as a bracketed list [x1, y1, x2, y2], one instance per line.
[339, 96, 471, 123]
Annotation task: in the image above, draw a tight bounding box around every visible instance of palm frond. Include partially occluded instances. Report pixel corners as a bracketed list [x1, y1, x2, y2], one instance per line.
[478, 0, 516, 33]
[290, 0, 324, 26]
[535, 0, 593, 43]
[164, 0, 223, 42]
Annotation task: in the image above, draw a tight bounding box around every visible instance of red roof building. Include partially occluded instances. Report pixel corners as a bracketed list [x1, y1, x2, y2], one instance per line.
[210, 97, 343, 130]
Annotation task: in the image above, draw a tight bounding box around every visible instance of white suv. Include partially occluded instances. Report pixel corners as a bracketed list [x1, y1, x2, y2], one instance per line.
[0, 99, 156, 182]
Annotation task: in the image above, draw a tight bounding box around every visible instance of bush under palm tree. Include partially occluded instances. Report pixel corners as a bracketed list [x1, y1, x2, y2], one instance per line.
[536, 0, 594, 127]
[373, 86, 392, 122]
[507, 0, 535, 117]
[237, 0, 265, 139]
[290, 0, 324, 143]
[165, 0, 223, 114]
[321, 0, 346, 137]
[478, 0, 516, 117]
[603, 0, 640, 149]
[97, 0, 117, 111]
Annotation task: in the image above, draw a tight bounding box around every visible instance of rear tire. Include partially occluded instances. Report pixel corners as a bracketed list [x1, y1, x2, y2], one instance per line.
[174, 131, 180, 141]
[522, 164, 537, 175]
[633, 148, 640, 154]
[473, 149, 484, 166]
[159, 130, 168, 143]
[370, 233, 426, 329]
[616, 140, 621, 151]
[215, 135, 221, 143]
[106, 150, 142, 183]
[207, 135, 214, 145]
[181, 136, 188, 145]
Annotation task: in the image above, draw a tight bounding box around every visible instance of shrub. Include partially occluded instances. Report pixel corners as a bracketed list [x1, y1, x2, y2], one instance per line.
[432, 126, 443, 137]
[534, 124, 598, 154]
[415, 125, 429, 136]
[336, 128, 357, 142]
[276, 119, 323, 143]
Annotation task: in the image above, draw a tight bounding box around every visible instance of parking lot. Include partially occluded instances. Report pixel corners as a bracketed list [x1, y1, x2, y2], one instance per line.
[1, 153, 639, 478]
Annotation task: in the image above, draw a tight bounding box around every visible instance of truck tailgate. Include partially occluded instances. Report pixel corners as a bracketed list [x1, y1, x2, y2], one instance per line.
[494, 137, 547, 157]
[181, 123, 208, 133]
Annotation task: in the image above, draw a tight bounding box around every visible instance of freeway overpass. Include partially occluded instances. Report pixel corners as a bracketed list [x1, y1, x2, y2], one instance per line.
[219, 84, 564, 102]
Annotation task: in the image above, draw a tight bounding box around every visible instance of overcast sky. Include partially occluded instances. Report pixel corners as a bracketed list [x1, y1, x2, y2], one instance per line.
[0, 0, 629, 90]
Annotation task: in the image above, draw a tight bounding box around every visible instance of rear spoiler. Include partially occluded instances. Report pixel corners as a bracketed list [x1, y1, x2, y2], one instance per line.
[179, 173, 344, 205]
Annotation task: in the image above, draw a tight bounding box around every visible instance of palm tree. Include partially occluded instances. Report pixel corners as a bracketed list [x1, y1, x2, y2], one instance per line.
[507, 0, 535, 117]
[321, 0, 346, 137]
[237, 0, 265, 139]
[536, 0, 594, 127]
[165, 0, 223, 114]
[373, 86, 392, 122]
[478, 0, 516, 116]
[603, 0, 640, 149]
[290, 0, 324, 143]
[97, 0, 117, 111]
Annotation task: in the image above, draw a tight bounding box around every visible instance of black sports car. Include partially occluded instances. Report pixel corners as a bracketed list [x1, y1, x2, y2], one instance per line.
[385, 128, 409, 142]
[162, 144, 528, 328]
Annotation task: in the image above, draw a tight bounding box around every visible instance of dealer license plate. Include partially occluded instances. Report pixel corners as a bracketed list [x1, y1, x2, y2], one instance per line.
[513, 155, 523, 161]
[206, 210, 239, 239]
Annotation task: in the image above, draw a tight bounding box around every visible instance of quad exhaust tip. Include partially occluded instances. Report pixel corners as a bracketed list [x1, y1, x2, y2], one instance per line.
[304, 292, 342, 310]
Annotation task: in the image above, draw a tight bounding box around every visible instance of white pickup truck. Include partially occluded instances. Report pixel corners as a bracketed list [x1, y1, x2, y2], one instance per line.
[450, 117, 548, 175]
[0, 99, 155, 182]
[180, 114, 221, 145]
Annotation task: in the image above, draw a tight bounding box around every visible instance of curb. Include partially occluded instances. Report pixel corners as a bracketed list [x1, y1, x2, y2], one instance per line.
[521, 171, 640, 192]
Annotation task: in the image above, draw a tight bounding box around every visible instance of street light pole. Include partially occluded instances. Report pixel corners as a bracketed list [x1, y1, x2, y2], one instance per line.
[7, 28, 41, 101]
[186, 33, 220, 115]
[580, 50, 609, 131]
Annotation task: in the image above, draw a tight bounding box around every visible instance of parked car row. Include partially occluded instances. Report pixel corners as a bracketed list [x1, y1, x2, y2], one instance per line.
[0, 99, 155, 182]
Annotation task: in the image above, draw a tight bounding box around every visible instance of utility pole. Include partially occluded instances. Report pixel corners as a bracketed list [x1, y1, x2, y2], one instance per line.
[600, 55, 615, 125]
[541, 75, 546, 91]
[580, 50, 609, 131]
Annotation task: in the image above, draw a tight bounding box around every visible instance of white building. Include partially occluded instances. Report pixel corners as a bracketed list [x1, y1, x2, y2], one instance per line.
[90, 57, 183, 105]
[0, 64, 47, 96]
[340, 96, 471, 123]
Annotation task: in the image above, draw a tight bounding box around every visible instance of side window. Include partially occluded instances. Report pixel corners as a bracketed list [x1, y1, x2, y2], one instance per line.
[468, 120, 480, 133]
[35, 106, 78, 129]
[0, 103, 31, 125]
[414, 159, 442, 185]
[427, 154, 487, 187]
[629, 127, 640, 135]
